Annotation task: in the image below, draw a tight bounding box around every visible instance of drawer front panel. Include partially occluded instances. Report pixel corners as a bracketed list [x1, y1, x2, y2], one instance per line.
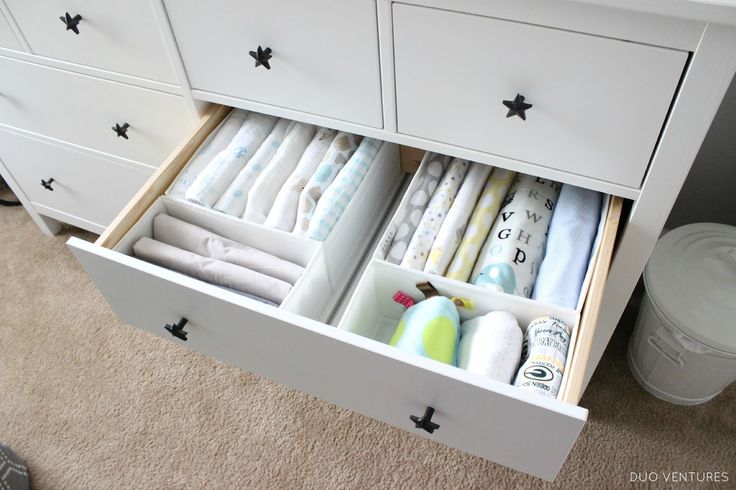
[68, 238, 586, 481]
[163, 0, 383, 128]
[393, 4, 687, 188]
[0, 56, 192, 166]
[4, 0, 177, 83]
[0, 11, 20, 50]
[0, 130, 151, 228]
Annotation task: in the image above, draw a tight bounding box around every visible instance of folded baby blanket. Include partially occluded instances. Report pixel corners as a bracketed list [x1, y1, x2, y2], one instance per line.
[471, 174, 561, 298]
[424, 162, 493, 276]
[306, 137, 383, 241]
[293, 132, 362, 236]
[213, 118, 293, 217]
[265, 127, 337, 231]
[133, 237, 291, 304]
[169, 110, 249, 199]
[390, 295, 460, 365]
[185, 112, 277, 208]
[532, 185, 602, 308]
[446, 168, 516, 282]
[400, 158, 470, 270]
[384, 153, 451, 264]
[152, 213, 304, 285]
[457, 311, 523, 383]
[244, 122, 316, 224]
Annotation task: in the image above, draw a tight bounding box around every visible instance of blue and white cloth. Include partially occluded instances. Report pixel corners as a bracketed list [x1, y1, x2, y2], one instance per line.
[306, 137, 382, 241]
[532, 185, 602, 308]
[184, 112, 277, 208]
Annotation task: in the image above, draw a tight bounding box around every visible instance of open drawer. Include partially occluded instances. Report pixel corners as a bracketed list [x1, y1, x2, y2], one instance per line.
[68, 104, 622, 481]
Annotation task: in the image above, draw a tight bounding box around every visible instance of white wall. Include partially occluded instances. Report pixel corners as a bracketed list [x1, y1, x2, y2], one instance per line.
[666, 74, 736, 228]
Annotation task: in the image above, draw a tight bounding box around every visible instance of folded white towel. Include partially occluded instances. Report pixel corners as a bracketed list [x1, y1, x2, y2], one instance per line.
[185, 112, 277, 208]
[457, 311, 523, 383]
[243, 122, 317, 224]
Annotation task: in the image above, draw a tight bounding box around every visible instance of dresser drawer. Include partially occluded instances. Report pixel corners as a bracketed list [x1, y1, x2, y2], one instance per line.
[0, 56, 192, 167]
[0, 10, 20, 50]
[4, 0, 177, 83]
[163, 0, 383, 128]
[68, 105, 622, 481]
[393, 4, 687, 189]
[0, 129, 151, 231]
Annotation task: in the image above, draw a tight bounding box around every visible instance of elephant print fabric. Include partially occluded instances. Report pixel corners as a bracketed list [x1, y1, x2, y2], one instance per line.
[471, 174, 561, 298]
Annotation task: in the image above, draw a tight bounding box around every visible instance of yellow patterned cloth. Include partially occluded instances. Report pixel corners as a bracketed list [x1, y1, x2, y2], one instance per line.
[445, 168, 516, 282]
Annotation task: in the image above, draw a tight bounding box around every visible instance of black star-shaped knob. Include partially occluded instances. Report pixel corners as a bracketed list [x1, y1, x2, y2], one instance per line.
[59, 12, 82, 35]
[249, 46, 272, 70]
[503, 94, 533, 121]
[112, 123, 130, 139]
[410, 407, 440, 434]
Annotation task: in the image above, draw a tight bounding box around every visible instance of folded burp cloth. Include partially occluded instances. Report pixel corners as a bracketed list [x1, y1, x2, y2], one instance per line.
[389, 295, 460, 365]
[401, 158, 471, 270]
[425, 162, 493, 276]
[185, 112, 278, 207]
[169, 109, 249, 199]
[293, 132, 362, 236]
[532, 185, 602, 308]
[471, 174, 561, 298]
[152, 214, 304, 285]
[513, 317, 571, 398]
[265, 127, 337, 231]
[133, 237, 291, 304]
[446, 168, 517, 282]
[244, 121, 317, 223]
[213, 118, 293, 217]
[385, 153, 452, 264]
[457, 311, 523, 383]
[306, 137, 383, 241]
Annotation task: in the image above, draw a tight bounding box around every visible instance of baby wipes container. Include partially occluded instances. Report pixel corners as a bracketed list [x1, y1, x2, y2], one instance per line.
[628, 223, 736, 405]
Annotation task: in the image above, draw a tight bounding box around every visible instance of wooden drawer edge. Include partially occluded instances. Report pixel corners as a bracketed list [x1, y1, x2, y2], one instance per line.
[96, 104, 231, 249]
[561, 196, 623, 404]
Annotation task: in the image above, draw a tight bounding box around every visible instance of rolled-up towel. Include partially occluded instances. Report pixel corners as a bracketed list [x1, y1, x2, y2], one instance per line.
[265, 127, 337, 231]
[185, 112, 278, 208]
[457, 311, 523, 383]
[213, 118, 293, 217]
[244, 122, 317, 224]
[152, 213, 304, 285]
[385, 153, 451, 264]
[424, 162, 493, 276]
[389, 296, 460, 365]
[133, 237, 291, 304]
[400, 158, 470, 270]
[293, 132, 362, 236]
[446, 168, 516, 282]
[306, 137, 383, 241]
[532, 185, 602, 308]
[169, 110, 249, 199]
[471, 174, 561, 298]
[513, 317, 571, 399]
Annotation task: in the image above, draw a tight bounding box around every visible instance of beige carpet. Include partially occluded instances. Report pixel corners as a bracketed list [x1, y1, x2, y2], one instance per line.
[1, 205, 734, 490]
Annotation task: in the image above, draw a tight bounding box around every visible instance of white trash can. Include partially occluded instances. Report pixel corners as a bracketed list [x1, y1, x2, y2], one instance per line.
[628, 223, 736, 405]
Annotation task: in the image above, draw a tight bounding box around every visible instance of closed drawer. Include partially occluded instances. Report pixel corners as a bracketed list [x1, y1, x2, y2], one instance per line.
[68, 105, 622, 481]
[163, 0, 383, 128]
[0, 56, 192, 167]
[393, 4, 688, 189]
[0, 10, 20, 50]
[4, 0, 177, 83]
[0, 129, 151, 230]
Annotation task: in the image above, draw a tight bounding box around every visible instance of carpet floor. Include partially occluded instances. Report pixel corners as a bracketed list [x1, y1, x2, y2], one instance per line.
[1, 206, 734, 489]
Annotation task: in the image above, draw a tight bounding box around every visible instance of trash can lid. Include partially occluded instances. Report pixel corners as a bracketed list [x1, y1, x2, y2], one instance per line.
[644, 223, 736, 355]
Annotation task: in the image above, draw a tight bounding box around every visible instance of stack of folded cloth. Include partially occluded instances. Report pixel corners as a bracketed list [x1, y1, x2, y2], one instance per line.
[133, 214, 305, 306]
[169, 109, 383, 242]
[383, 152, 604, 308]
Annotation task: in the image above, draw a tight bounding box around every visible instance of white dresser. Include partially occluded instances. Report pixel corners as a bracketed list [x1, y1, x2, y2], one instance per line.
[3, 0, 736, 481]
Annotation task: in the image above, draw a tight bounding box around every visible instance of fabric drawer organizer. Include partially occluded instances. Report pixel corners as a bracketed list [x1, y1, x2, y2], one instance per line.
[112, 109, 403, 322]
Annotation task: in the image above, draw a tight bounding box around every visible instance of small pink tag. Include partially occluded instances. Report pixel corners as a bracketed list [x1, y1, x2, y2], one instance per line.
[392, 291, 415, 309]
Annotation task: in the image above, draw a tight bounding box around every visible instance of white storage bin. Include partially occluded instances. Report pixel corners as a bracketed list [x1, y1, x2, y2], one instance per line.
[628, 223, 736, 405]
